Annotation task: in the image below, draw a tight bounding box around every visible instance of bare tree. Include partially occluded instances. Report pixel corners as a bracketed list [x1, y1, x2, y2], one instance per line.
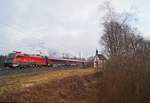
[100, 2, 146, 58]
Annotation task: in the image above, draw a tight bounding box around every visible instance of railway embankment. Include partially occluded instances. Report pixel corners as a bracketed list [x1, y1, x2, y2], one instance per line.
[0, 68, 95, 95]
[0, 69, 101, 103]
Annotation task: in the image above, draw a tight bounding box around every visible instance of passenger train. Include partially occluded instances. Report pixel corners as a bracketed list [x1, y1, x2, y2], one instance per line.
[4, 51, 89, 68]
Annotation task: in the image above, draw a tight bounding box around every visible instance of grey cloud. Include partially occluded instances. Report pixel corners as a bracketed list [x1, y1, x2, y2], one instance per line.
[0, 0, 149, 57]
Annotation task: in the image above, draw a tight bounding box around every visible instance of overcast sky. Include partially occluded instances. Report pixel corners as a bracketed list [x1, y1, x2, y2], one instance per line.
[0, 0, 149, 57]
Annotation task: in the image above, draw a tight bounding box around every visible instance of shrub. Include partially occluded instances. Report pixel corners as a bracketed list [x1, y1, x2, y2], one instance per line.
[99, 54, 150, 103]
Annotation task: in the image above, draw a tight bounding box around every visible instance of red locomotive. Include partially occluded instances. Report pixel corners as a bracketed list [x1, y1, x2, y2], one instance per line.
[4, 51, 88, 68]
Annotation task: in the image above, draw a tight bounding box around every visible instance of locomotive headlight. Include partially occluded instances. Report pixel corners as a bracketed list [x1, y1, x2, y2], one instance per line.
[12, 63, 19, 67]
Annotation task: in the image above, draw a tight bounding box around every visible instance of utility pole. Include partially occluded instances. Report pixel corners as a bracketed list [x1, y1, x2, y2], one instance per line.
[62, 52, 64, 58]
[79, 52, 81, 60]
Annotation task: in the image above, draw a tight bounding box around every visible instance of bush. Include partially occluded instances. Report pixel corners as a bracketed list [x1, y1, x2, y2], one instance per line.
[99, 54, 150, 103]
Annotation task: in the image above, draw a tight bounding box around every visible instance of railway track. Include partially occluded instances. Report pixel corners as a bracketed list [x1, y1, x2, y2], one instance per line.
[0, 67, 49, 77]
[0, 66, 83, 77]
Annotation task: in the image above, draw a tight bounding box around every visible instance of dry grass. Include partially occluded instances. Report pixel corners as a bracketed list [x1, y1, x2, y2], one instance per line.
[0, 72, 101, 103]
[0, 68, 94, 94]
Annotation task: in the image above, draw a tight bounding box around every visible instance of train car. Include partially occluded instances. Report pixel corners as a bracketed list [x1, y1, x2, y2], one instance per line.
[4, 51, 47, 68]
[4, 51, 89, 68]
[47, 58, 85, 67]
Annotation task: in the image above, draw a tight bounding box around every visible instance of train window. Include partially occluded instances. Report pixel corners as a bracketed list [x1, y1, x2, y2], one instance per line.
[24, 54, 29, 56]
[16, 55, 23, 58]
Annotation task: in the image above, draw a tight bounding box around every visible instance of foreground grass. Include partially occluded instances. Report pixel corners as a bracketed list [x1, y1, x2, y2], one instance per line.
[0, 72, 101, 103]
[0, 68, 94, 94]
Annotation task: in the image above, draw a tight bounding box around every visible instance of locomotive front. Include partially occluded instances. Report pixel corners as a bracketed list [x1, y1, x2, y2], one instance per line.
[4, 52, 19, 67]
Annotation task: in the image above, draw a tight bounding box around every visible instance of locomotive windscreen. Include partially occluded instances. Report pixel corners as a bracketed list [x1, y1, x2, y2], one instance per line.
[7, 53, 14, 59]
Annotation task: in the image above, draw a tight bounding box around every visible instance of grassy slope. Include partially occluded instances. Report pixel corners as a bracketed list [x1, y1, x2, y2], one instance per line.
[0, 71, 101, 103]
[0, 68, 94, 94]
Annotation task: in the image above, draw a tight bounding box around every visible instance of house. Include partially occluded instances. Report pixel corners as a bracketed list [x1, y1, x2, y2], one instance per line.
[93, 50, 106, 71]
